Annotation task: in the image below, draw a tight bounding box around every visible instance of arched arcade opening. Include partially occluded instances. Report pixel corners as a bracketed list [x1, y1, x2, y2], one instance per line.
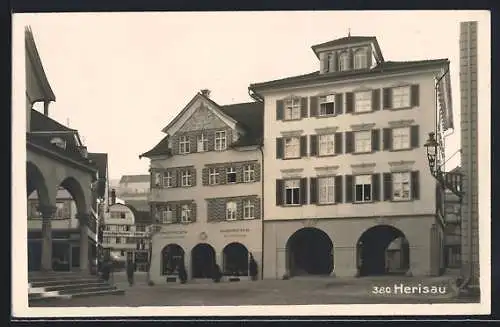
[357, 225, 410, 276]
[286, 227, 334, 277]
[191, 243, 216, 279]
[222, 242, 249, 276]
[161, 244, 185, 275]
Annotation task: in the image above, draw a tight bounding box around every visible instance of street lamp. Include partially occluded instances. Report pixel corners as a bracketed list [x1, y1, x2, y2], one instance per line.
[424, 132, 439, 179]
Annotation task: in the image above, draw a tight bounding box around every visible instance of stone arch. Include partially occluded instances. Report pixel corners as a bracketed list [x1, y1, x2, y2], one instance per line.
[191, 243, 216, 279]
[161, 244, 185, 275]
[222, 242, 249, 276]
[26, 161, 50, 205]
[356, 224, 410, 276]
[58, 176, 88, 215]
[286, 227, 334, 277]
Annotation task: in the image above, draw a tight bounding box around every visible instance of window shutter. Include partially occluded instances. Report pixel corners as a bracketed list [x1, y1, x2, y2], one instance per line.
[411, 171, 420, 200]
[174, 204, 181, 223]
[309, 177, 318, 204]
[300, 178, 308, 205]
[345, 175, 353, 203]
[348, 49, 354, 70]
[276, 179, 284, 206]
[345, 131, 354, 153]
[366, 48, 372, 67]
[177, 171, 182, 187]
[310, 135, 318, 156]
[335, 93, 343, 114]
[335, 175, 343, 203]
[334, 132, 343, 154]
[383, 128, 392, 150]
[300, 97, 308, 118]
[371, 129, 380, 151]
[383, 173, 393, 201]
[202, 168, 208, 186]
[276, 138, 284, 159]
[191, 168, 197, 187]
[309, 96, 318, 117]
[383, 88, 392, 109]
[411, 125, 420, 148]
[372, 89, 381, 110]
[190, 202, 197, 222]
[329, 52, 337, 72]
[219, 167, 227, 184]
[300, 136, 308, 157]
[345, 92, 354, 113]
[372, 173, 381, 202]
[410, 84, 420, 107]
[276, 100, 284, 120]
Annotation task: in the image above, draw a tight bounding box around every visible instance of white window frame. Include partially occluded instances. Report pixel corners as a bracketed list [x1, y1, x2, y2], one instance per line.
[354, 130, 372, 153]
[392, 127, 411, 150]
[319, 94, 336, 116]
[226, 167, 237, 184]
[392, 172, 412, 201]
[208, 168, 219, 185]
[284, 179, 301, 205]
[181, 170, 192, 187]
[163, 171, 172, 188]
[318, 133, 335, 156]
[226, 201, 237, 221]
[284, 98, 301, 120]
[154, 172, 162, 187]
[318, 176, 335, 204]
[179, 135, 190, 154]
[197, 133, 208, 152]
[162, 205, 172, 224]
[243, 199, 255, 219]
[181, 204, 191, 223]
[391, 86, 411, 109]
[354, 91, 372, 113]
[339, 52, 350, 71]
[354, 174, 372, 203]
[243, 164, 255, 182]
[354, 50, 368, 69]
[215, 131, 227, 151]
[283, 136, 300, 159]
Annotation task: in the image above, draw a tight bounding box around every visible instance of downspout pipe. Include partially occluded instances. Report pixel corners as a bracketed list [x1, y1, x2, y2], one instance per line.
[258, 141, 264, 280]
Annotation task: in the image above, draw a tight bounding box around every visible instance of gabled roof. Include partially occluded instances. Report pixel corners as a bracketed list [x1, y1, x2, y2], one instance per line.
[249, 59, 449, 91]
[119, 174, 150, 184]
[139, 135, 171, 159]
[30, 109, 75, 132]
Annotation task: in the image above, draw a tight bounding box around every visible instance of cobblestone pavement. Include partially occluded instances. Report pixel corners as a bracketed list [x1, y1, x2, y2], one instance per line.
[30, 273, 479, 307]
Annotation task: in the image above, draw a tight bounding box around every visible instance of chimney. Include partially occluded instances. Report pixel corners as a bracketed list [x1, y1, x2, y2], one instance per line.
[111, 188, 116, 205]
[43, 101, 49, 116]
[200, 89, 211, 98]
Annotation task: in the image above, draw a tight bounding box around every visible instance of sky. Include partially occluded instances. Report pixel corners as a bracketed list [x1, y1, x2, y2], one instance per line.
[15, 10, 490, 180]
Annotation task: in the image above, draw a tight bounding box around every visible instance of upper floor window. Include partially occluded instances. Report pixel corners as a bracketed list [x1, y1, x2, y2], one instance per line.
[179, 136, 190, 154]
[55, 202, 69, 219]
[392, 86, 411, 108]
[354, 49, 368, 69]
[243, 199, 255, 219]
[197, 134, 208, 152]
[209, 168, 219, 185]
[226, 167, 237, 183]
[50, 137, 67, 150]
[181, 170, 192, 187]
[226, 201, 237, 221]
[354, 130, 372, 153]
[319, 134, 335, 156]
[215, 131, 227, 151]
[284, 98, 301, 120]
[354, 91, 372, 113]
[181, 204, 191, 223]
[243, 164, 255, 182]
[339, 52, 350, 71]
[318, 176, 335, 204]
[285, 179, 301, 205]
[392, 127, 411, 150]
[392, 172, 411, 201]
[354, 175, 372, 203]
[163, 171, 172, 188]
[319, 94, 336, 116]
[284, 137, 300, 159]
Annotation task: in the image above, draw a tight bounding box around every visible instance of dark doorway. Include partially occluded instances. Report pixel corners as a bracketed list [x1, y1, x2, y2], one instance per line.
[52, 242, 70, 271]
[72, 246, 80, 268]
[357, 225, 410, 276]
[161, 244, 185, 275]
[191, 243, 216, 278]
[286, 227, 334, 276]
[28, 241, 41, 272]
[222, 242, 249, 276]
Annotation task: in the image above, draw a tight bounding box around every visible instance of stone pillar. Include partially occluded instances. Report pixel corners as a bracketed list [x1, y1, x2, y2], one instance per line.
[39, 205, 57, 271]
[409, 245, 431, 276]
[76, 213, 90, 273]
[334, 246, 357, 277]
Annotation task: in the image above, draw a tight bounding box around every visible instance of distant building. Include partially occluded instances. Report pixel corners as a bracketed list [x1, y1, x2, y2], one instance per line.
[116, 174, 150, 201]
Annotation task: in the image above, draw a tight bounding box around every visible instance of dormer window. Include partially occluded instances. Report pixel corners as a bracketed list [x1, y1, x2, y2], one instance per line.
[339, 52, 350, 72]
[354, 49, 368, 69]
[50, 137, 66, 150]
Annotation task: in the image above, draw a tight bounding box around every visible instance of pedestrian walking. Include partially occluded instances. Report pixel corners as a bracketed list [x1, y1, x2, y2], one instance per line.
[249, 253, 258, 281]
[127, 259, 136, 286]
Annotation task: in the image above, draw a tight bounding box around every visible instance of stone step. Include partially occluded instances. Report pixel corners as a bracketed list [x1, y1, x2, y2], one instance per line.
[29, 288, 125, 304]
[42, 281, 110, 292]
[30, 277, 103, 287]
[58, 285, 118, 295]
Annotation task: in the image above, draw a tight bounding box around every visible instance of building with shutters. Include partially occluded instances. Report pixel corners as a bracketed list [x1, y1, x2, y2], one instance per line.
[140, 90, 264, 283]
[248, 35, 454, 279]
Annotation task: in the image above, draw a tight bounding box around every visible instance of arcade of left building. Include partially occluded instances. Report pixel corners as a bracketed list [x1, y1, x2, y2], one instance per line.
[26, 26, 108, 273]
